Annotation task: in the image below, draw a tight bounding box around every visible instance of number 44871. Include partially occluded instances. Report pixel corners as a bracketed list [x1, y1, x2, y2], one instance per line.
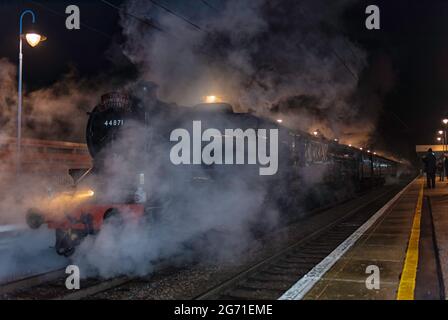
[104, 120, 124, 126]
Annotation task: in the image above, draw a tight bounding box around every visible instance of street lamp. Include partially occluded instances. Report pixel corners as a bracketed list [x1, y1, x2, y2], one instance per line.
[443, 118, 448, 152]
[17, 9, 46, 173]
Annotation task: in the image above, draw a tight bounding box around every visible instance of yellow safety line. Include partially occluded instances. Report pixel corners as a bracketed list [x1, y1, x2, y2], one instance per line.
[396, 182, 424, 300]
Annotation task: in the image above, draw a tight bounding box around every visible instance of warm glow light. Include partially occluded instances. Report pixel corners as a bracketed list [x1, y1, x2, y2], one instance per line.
[204, 95, 222, 103]
[277, 119, 283, 123]
[348, 144, 352, 147]
[437, 137, 442, 141]
[438, 130, 444, 135]
[360, 147, 363, 150]
[334, 138, 339, 142]
[367, 150, 371, 153]
[25, 33, 45, 47]
[374, 152, 377, 155]
[313, 131, 318, 136]
[30, 188, 95, 220]
[76, 189, 95, 198]
[443, 119, 448, 125]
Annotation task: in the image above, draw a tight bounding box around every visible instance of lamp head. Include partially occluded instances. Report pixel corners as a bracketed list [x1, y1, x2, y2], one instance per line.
[24, 32, 46, 47]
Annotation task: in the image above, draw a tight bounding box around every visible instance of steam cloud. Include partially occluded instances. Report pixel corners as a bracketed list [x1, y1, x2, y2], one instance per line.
[0, 0, 398, 280]
[120, 0, 377, 146]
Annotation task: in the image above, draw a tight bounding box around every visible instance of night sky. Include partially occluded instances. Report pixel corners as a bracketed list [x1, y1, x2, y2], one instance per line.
[1, 0, 448, 161]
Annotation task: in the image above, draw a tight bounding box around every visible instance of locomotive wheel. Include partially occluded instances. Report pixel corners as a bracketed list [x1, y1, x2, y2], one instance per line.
[55, 229, 75, 257]
[26, 209, 45, 230]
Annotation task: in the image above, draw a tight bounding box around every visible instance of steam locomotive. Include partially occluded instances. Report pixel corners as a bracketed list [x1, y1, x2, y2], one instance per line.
[26, 84, 400, 256]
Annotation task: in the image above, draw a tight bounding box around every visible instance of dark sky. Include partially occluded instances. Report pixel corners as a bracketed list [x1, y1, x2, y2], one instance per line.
[345, 0, 448, 158]
[0, 0, 126, 88]
[1, 0, 448, 160]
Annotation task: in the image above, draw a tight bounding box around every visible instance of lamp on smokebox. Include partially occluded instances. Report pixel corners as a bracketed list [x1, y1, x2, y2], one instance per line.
[16, 9, 46, 174]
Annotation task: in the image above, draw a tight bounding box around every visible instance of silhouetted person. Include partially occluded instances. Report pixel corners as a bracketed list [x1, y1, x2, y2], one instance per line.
[445, 155, 448, 181]
[423, 148, 437, 188]
[437, 159, 444, 181]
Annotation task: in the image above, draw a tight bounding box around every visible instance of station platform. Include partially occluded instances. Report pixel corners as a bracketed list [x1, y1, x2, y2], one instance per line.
[283, 177, 448, 300]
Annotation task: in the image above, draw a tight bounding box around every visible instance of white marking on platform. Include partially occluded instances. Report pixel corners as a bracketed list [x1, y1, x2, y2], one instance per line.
[278, 177, 419, 300]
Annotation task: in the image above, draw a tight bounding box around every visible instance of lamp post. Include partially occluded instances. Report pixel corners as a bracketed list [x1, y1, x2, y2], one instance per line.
[17, 9, 46, 174]
[438, 130, 445, 152]
[443, 118, 448, 153]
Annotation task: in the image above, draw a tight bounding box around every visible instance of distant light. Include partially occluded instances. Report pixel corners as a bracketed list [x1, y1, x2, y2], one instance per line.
[313, 131, 318, 136]
[360, 147, 363, 150]
[334, 138, 339, 142]
[367, 150, 371, 153]
[348, 144, 352, 147]
[437, 137, 442, 141]
[277, 119, 283, 123]
[438, 130, 444, 135]
[443, 118, 448, 125]
[374, 152, 377, 155]
[204, 95, 221, 103]
[25, 33, 46, 47]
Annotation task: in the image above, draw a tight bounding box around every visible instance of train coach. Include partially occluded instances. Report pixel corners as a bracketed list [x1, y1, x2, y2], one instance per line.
[26, 86, 401, 256]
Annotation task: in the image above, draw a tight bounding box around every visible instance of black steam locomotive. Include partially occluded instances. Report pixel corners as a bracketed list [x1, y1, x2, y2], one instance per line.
[27, 85, 400, 256]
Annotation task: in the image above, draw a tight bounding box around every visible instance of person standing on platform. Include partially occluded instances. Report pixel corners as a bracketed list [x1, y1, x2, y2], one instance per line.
[437, 159, 444, 181]
[445, 154, 448, 183]
[423, 148, 437, 188]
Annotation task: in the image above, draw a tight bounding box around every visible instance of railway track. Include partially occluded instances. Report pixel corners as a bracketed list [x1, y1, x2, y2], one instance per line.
[193, 184, 405, 300]
[0, 268, 66, 296]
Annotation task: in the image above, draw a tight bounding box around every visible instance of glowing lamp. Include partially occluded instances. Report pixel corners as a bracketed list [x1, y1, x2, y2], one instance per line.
[204, 95, 222, 103]
[25, 33, 46, 47]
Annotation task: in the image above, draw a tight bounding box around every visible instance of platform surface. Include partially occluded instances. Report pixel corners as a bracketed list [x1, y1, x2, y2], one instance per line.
[295, 177, 448, 300]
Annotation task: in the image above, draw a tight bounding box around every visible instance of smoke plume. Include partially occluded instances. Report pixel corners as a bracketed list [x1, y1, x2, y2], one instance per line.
[119, 0, 377, 146]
